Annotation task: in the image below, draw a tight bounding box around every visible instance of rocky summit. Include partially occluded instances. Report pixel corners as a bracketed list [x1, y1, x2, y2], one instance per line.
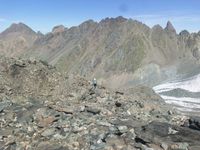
[0, 57, 200, 150]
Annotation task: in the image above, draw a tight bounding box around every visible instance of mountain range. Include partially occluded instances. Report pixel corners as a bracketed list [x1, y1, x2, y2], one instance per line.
[0, 16, 200, 88]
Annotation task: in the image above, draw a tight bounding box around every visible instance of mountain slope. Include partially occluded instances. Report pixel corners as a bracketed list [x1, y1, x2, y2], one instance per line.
[1, 17, 200, 88]
[0, 23, 39, 57]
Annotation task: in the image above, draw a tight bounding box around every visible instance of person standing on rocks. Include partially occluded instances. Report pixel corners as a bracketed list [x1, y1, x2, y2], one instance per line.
[93, 78, 97, 89]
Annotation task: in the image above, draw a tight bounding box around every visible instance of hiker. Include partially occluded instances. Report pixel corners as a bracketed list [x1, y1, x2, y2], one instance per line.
[93, 78, 97, 89]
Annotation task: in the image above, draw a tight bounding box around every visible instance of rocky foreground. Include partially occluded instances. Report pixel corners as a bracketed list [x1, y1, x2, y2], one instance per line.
[0, 57, 200, 150]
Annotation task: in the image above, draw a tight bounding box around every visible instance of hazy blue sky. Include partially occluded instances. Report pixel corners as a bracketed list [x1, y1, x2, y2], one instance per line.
[0, 0, 200, 33]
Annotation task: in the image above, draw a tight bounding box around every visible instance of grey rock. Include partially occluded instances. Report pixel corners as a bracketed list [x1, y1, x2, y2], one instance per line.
[135, 121, 200, 147]
[117, 125, 128, 133]
[41, 128, 57, 137]
[0, 57, 199, 150]
[90, 143, 106, 150]
[189, 146, 200, 150]
[168, 127, 178, 134]
[97, 121, 112, 127]
[170, 142, 189, 150]
[188, 116, 200, 131]
[0, 128, 13, 137]
[37, 141, 65, 150]
[53, 133, 65, 140]
[0, 101, 11, 112]
[86, 107, 101, 115]
[109, 126, 119, 134]
[161, 143, 168, 150]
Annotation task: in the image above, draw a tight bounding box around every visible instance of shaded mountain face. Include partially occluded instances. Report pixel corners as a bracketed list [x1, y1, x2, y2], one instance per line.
[0, 17, 200, 88]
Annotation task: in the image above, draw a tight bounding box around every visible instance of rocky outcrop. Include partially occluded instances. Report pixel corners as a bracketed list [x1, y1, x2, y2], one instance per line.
[179, 30, 190, 37]
[0, 57, 199, 149]
[183, 116, 200, 131]
[52, 25, 66, 34]
[135, 121, 200, 150]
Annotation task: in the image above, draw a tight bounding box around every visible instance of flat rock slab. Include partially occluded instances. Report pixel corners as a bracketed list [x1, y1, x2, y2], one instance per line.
[135, 121, 200, 148]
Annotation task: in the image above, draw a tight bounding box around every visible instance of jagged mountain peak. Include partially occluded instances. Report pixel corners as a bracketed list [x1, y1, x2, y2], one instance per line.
[0, 17, 199, 89]
[152, 24, 163, 30]
[100, 16, 128, 24]
[0, 22, 36, 36]
[78, 19, 97, 28]
[52, 25, 66, 34]
[114, 16, 127, 22]
[179, 30, 190, 36]
[165, 21, 176, 33]
[80, 19, 96, 25]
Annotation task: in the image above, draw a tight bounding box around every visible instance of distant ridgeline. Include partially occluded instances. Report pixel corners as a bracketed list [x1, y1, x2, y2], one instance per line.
[0, 16, 200, 88]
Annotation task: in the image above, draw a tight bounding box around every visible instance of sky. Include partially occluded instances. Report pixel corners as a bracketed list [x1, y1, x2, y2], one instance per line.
[0, 0, 200, 33]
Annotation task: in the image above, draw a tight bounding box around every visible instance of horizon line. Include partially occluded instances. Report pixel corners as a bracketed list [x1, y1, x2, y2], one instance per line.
[0, 16, 200, 34]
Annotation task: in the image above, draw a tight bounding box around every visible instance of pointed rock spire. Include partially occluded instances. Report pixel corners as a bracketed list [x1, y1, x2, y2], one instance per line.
[165, 21, 176, 33]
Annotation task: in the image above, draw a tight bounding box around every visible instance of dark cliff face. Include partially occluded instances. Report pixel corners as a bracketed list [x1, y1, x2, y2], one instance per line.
[0, 17, 200, 87]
